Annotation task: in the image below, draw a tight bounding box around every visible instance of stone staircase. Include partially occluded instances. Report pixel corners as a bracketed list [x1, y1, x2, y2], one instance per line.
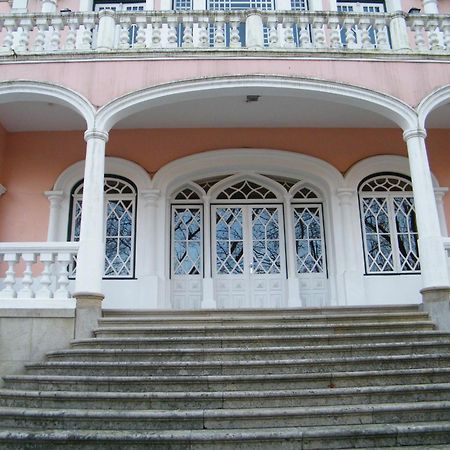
[1, 305, 450, 449]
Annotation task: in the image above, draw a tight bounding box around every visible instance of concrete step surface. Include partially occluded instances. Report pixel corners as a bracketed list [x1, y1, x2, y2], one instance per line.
[1, 305, 450, 448]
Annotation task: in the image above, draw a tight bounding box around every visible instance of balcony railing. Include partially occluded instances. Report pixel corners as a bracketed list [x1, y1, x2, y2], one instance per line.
[0, 242, 79, 300]
[0, 10, 449, 55]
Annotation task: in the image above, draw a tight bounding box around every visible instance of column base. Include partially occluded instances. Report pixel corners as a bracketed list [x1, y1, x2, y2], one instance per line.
[74, 292, 104, 339]
[420, 286, 450, 331]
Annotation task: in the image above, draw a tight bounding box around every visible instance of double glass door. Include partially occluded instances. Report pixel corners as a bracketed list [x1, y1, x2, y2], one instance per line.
[213, 205, 286, 308]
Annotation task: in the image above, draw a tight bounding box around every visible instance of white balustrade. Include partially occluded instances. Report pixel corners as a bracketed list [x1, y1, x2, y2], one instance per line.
[0, 10, 450, 54]
[0, 243, 79, 300]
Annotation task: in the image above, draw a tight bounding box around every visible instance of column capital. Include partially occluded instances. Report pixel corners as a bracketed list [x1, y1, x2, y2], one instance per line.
[336, 188, 356, 203]
[403, 128, 427, 142]
[0, 184, 6, 197]
[84, 130, 109, 143]
[141, 189, 161, 206]
[44, 190, 65, 205]
[434, 187, 449, 202]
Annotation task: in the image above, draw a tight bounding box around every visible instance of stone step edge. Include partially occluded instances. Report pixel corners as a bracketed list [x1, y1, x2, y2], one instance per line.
[7, 366, 450, 383]
[1, 400, 450, 420]
[2, 382, 450, 400]
[25, 352, 450, 369]
[47, 341, 450, 358]
[1, 422, 449, 444]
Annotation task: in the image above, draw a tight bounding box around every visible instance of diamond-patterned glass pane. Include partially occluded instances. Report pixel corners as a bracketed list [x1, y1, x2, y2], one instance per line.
[360, 176, 412, 192]
[252, 207, 281, 274]
[216, 208, 244, 274]
[293, 206, 324, 273]
[394, 197, 420, 272]
[172, 207, 202, 276]
[362, 197, 394, 272]
[217, 180, 276, 200]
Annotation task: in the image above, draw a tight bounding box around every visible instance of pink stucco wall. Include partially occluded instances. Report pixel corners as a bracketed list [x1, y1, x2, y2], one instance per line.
[1, 59, 449, 110]
[0, 127, 449, 243]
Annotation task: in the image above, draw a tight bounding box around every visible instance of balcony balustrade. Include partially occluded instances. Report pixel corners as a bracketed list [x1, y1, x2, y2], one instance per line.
[0, 10, 449, 55]
[0, 242, 79, 300]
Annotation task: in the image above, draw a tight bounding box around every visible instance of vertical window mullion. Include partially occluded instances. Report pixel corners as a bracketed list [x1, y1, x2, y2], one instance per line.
[388, 194, 401, 272]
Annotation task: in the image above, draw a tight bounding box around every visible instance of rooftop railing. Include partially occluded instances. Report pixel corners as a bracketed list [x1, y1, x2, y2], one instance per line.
[0, 10, 449, 56]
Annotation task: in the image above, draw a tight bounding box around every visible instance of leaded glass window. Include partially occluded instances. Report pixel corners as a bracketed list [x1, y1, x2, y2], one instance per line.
[172, 206, 203, 276]
[359, 174, 419, 274]
[217, 180, 277, 200]
[70, 176, 137, 278]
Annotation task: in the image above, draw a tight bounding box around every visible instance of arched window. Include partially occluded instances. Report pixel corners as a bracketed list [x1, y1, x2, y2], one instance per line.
[69, 176, 137, 278]
[359, 174, 419, 274]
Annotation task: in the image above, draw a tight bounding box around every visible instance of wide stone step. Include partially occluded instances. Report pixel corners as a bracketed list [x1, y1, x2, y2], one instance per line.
[71, 331, 450, 350]
[45, 341, 450, 363]
[97, 312, 429, 328]
[24, 353, 450, 376]
[7, 368, 450, 392]
[1, 401, 450, 431]
[93, 321, 435, 338]
[1, 422, 450, 449]
[2, 384, 450, 410]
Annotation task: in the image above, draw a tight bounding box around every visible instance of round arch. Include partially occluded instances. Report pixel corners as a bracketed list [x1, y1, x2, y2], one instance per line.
[0, 80, 96, 130]
[96, 76, 418, 132]
[417, 84, 450, 129]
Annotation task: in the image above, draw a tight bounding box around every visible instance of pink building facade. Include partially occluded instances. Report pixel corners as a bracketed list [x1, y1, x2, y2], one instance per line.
[1, 0, 450, 373]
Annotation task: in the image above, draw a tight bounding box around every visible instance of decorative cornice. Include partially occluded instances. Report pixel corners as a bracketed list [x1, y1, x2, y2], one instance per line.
[403, 128, 427, 142]
[84, 130, 109, 143]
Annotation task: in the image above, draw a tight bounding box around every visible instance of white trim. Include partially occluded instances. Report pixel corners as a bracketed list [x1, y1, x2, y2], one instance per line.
[0, 81, 96, 130]
[96, 75, 418, 132]
[417, 84, 450, 129]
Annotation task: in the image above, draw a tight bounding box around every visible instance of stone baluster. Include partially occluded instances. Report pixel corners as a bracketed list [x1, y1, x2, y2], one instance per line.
[54, 251, 73, 299]
[119, 16, 131, 49]
[214, 14, 226, 48]
[0, 253, 19, 298]
[267, 16, 278, 48]
[328, 17, 341, 49]
[442, 19, 450, 52]
[2, 19, 17, 53]
[197, 16, 209, 48]
[49, 17, 63, 51]
[359, 18, 373, 49]
[134, 16, 148, 49]
[34, 17, 49, 52]
[150, 17, 162, 48]
[166, 16, 178, 48]
[283, 16, 295, 48]
[426, 19, 442, 51]
[182, 16, 194, 48]
[312, 16, 326, 49]
[17, 18, 32, 52]
[80, 14, 95, 50]
[18, 253, 37, 298]
[411, 18, 426, 51]
[343, 18, 357, 49]
[65, 16, 80, 51]
[374, 18, 389, 50]
[96, 10, 116, 51]
[36, 252, 55, 298]
[229, 15, 242, 48]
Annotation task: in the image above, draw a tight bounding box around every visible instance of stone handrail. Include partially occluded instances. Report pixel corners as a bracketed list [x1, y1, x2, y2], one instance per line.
[0, 242, 79, 300]
[0, 10, 449, 55]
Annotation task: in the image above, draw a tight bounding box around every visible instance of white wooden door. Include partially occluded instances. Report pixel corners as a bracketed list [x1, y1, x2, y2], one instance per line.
[213, 205, 286, 308]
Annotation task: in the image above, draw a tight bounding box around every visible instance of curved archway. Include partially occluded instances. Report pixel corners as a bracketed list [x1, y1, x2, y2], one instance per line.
[417, 84, 450, 129]
[0, 80, 96, 130]
[96, 75, 418, 132]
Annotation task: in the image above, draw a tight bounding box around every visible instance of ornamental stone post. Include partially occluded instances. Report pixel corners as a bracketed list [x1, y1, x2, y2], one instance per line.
[246, 13, 264, 49]
[41, 0, 57, 13]
[73, 130, 108, 338]
[96, 10, 117, 52]
[44, 190, 64, 241]
[404, 128, 450, 330]
[423, 0, 439, 14]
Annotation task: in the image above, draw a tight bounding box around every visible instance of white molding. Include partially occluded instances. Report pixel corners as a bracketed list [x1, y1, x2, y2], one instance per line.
[0, 184, 6, 197]
[0, 80, 96, 130]
[417, 84, 450, 129]
[96, 75, 418, 132]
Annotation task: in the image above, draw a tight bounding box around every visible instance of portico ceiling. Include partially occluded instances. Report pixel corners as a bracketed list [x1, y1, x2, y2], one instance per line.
[0, 93, 449, 132]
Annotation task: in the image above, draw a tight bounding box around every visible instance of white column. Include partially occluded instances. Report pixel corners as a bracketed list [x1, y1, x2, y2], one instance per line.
[42, 0, 57, 13]
[160, 0, 171, 10]
[79, 0, 94, 11]
[309, 0, 323, 11]
[202, 195, 216, 308]
[389, 12, 411, 50]
[423, 0, 439, 14]
[434, 187, 449, 236]
[193, 0, 206, 9]
[403, 128, 449, 288]
[336, 189, 365, 305]
[277, 0, 292, 9]
[246, 13, 264, 49]
[44, 190, 64, 241]
[74, 130, 108, 296]
[12, 0, 28, 12]
[96, 10, 116, 51]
